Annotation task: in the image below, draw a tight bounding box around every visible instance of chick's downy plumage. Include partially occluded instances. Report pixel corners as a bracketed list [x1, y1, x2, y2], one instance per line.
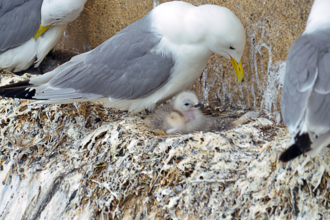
[145, 91, 206, 134]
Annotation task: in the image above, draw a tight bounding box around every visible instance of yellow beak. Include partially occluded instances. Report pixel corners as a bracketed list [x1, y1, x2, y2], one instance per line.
[33, 24, 51, 39]
[230, 57, 244, 82]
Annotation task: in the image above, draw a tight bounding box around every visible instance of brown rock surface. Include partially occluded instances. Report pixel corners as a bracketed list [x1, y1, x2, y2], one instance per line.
[57, 0, 313, 113]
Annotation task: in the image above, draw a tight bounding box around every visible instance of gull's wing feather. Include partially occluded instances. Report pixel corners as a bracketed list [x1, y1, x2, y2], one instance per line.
[280, 34, 319, 134]
[280, 29, 330, 161]
[305, 38, 330, 134]
[0, 0, 43, 55]
[39, 14, 174, 101]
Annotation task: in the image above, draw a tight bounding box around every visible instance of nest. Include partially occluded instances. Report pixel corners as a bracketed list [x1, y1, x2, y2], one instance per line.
[1, 73, 330, 219]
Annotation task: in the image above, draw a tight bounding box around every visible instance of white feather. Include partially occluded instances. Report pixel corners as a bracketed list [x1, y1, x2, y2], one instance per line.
[304, 0, 330, 34]
[0, 0, 86, 72]
[307, 131, 330, 157]
[0, 38, 37, 72]
[41, 0, 87, 26]
[35, 24, 68, 67]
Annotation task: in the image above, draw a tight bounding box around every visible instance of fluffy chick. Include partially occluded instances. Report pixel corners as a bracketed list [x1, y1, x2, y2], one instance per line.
[145, 91, 206, 134]
[145, 105, 186, 134]
[172, 91, 207, 133]
[146, 90, 260, 134]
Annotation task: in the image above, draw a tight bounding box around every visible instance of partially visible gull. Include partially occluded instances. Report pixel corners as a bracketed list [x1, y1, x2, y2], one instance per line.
[0, 0, 87, 72]
[145, 91, 206, 134]
[280, 0, 330, 162]
[0, 1, 246, 113]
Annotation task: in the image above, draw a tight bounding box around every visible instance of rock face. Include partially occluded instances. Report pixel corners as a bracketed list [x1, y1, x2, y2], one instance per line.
[57, 0, 313, 113]
[1, 73, 330, 219]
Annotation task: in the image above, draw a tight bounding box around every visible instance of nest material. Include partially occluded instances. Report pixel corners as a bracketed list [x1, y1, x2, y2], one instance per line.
[0, 73, 330, 219]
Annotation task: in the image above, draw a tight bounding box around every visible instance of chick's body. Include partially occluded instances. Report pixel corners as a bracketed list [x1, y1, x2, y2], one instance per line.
[145, 91, 206, 134]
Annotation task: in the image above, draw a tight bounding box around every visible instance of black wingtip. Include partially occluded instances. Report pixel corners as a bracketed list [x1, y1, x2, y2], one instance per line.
[279, 133, 312, 162]
[0, 80, 32, 90]
[279, 144, 303, 162]
[0, 88, 36, 99]
[0, 79, 36, 99]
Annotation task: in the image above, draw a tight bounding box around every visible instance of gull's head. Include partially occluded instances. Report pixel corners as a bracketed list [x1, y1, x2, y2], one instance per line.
[197, 5, 246, 82]
[173, 91, 200, 113]
[41, 0, 87, 26]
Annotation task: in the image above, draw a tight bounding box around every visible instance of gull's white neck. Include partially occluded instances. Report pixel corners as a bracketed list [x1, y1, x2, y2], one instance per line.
[304, 0, 330, 34]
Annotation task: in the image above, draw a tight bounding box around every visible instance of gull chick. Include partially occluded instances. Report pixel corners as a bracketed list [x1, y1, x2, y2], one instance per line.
[145, 106, 187, 134]
[145, 91, 206, 134]
[0, 1, 246, 113]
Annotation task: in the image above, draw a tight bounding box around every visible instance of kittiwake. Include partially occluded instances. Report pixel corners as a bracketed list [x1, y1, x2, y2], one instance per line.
[0, 1, 246, 113]
[0, 0, 87, 73]
[280, 0, 330, 162]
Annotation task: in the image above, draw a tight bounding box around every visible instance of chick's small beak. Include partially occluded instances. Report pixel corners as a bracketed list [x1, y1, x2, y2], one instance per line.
[194, 102, 204, 108]
[230, 56, 244, 82]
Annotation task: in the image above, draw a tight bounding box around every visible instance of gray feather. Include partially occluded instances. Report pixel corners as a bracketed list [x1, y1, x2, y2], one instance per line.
[306, 91, 330, 135]
[305, 42, 330, 135]
[35, 87, 104, 100]
[281, 32, 321, 133]
[313, 49, 330, 94]
[47, 13, 174, 100]
[282, 29, 330, 135]
[0, 0, 43, 55]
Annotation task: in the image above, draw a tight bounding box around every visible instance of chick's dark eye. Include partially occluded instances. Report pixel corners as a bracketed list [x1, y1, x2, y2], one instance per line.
[184, 103, 189, 106]
[229, 46, 235, 50]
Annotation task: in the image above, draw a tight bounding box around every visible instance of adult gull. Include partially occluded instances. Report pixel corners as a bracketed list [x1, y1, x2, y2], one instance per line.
[0, 1, 246, 113]
[0, 0, 87, 72]
[280, 0, 330, 162]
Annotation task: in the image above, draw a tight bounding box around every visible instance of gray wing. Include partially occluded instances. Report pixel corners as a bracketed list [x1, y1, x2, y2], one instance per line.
[48, 14, 174, 100]
[281, 34, 318, 133]
[0, 0, 43, 55]
[281, 29, 330, 135]
[304, 35, 330, 135]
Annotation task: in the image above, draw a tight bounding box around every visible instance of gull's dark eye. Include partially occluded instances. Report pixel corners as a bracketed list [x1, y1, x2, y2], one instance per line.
[229, 46, 235, 50]
[184, 103, 189, 106]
